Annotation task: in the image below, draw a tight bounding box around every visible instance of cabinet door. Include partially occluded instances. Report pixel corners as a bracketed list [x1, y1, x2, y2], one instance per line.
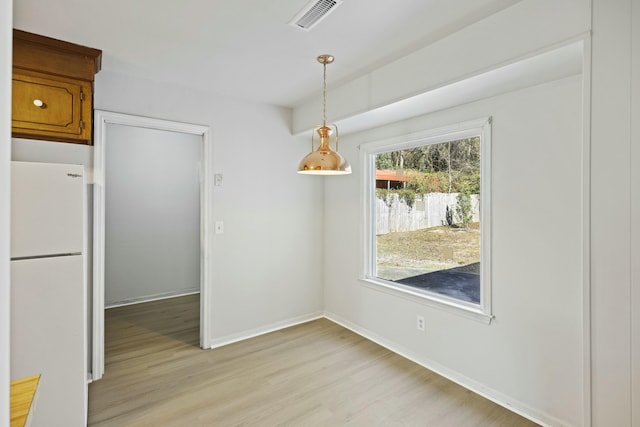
[12, 71, 92, 143]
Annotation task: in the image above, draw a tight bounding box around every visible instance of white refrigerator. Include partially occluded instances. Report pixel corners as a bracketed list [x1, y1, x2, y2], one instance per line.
[10, 161, 88, 427]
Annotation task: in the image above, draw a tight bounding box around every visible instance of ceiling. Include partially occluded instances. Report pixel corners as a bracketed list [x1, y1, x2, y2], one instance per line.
[13, 0, 521, 108]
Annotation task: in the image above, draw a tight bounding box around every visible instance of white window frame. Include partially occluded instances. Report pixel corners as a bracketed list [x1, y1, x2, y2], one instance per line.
[360, 117, 493, 323]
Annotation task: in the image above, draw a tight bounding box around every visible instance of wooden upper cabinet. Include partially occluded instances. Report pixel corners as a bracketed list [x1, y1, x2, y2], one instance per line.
[12, 30, 102, 144]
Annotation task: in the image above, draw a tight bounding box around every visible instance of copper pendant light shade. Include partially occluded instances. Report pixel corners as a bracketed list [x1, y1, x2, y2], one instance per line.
[298, 55, 351, 175]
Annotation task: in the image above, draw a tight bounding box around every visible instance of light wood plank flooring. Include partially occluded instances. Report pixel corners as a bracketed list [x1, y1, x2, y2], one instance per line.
[89, 294, 539, 426]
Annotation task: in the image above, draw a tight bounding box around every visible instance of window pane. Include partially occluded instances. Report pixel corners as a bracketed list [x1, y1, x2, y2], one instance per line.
[374, 137, 481, 304]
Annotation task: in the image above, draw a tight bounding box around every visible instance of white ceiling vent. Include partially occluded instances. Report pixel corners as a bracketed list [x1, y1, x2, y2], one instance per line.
[289, 0, 344, 31]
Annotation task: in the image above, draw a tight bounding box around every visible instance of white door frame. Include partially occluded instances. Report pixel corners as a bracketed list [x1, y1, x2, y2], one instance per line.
[91, 110, 212, 381]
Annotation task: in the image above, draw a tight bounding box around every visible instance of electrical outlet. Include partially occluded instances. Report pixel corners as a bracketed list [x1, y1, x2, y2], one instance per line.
[416, 315, 425, 331]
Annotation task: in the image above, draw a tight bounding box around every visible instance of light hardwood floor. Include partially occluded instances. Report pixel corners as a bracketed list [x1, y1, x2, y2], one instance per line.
[88, 294, 539, 426]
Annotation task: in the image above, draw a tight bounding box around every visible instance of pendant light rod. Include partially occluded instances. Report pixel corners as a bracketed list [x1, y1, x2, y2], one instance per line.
[323, 61, 327, 126]
[317, 54, 334, 127]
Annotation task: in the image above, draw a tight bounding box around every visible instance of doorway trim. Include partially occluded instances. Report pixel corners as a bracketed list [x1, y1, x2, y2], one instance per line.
[92, 110, 212, 381]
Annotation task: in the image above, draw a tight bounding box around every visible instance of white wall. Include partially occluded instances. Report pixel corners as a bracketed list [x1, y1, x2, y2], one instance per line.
[590, 0, 638, 425]
[11, 138, 93, 167]
[0, 0, 12, 425]
[104, 125, 201, 306]
[324, 76, 584, 426]
[632, 1, 640, 423]
[94, 69, 325, 344]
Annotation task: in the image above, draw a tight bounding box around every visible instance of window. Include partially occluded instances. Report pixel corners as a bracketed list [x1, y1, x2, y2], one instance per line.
[361, 118, 492, 321]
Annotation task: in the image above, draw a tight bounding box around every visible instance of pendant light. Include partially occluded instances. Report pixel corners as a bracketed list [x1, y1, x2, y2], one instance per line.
[298, 54, 352, 175]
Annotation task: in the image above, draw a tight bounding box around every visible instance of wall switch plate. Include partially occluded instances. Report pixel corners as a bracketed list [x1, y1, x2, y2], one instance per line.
[417, 315, 425, 331]
[215, 221, 224, 234]
[214, 174, 223, 187]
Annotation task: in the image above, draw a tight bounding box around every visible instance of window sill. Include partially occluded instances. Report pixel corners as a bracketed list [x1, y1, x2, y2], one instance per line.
[359, 276, 494, 324]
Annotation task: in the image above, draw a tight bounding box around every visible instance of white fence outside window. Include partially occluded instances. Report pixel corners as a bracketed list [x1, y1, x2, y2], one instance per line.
[376, 192, 480, 235]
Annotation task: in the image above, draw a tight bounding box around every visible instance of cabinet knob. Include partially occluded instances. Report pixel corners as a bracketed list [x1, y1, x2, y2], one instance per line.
[33, 99, 45, 108]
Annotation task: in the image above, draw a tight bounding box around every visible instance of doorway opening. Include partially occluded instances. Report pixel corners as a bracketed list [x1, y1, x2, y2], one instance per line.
[91, 111, 212, 381]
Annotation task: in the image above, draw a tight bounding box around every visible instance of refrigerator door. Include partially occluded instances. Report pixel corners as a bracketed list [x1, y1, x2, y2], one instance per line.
[11, 161, 85, 259]
[11, 255, 87, 427]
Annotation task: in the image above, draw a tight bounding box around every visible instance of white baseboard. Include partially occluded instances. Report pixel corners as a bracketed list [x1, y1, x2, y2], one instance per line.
[323, 310, 569, 427]
[105, 288, 200, 309]
[208, 311, 324, 349]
